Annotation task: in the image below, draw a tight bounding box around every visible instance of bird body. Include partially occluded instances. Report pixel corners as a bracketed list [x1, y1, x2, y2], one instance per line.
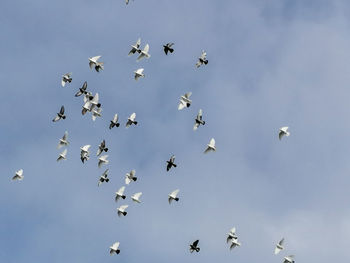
[12, 169, 23, 181]
[137, 44, 151, 61]
[98, 155, 109, 168]
[75, 81, 88, 97]
[52, 106, 66, 122]
[128, 38, 141, 55]
[89, 55, 104, 72]
[204, 138, 216, 153]
[168, 189, 180, 204]
[196, 50, 208, 68]
[126, 113, 137, 128]
[163, 43, 174, 55]
[117, 205, 129, 216]
[274, 238, 285, 255]
[131, 192, 142, 203]
[125, 170, 137, 185]
[166, 155, 177, 171]
[110, 114, 120, 129]
[189, 240, 200, 253]
[279, 127, 290, 140]
[178, 92, 192, 110]
[58, 131, 69, 149]
[61, 73, 72, 87]
[57, 149, 67, 162]
[115, 186, 126, 202]
[98, 169, 109, 186]
[193, 109, 205, 130]
[109, 242, 120, 255]
[97, 140, 108, 156]
[283, 255, 295, 263]
[134, 68, 145, 80]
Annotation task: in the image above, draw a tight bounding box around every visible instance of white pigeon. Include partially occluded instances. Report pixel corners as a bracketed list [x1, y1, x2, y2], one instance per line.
[52, 106, 66, 122]
[230, 238, 241, 250]
[274, 238, 285, 255]
[283, 255, 295, 263]
[117, 205, 129, 217]
[80, 145, 91, 163]
[196, 50, 208, 68]
[109, 114, 120, 129]
[109, 242, 120, 255]
[279, 126, 290, 140]
[98, 169, 109, 186]
[115, 186, 126, 202]
[89, 55, 104, 72]
[128, 38, 141, 55]
[226, 227, 238, 243]
[193, 109, 205, 130]
[61, 73, 72, 87]
[98, 155, 109, 168]
[80, 145, 91, 153]
[12, 169, 23, 181]
[92, 107, 102, 121]
[57, 131, 69, 149]
[82, 93, 100, 115]
[204, 138, 216, 153]
[126, 113, 137, 128]
[168, 189, 180, 204]
[137, 44, 151, 61]
[178, 92, 192, 110]
[57, 149, 67, 162]
[97, 140, 108, 156]
[125, 170, 137, 185]
[131, 192, 142, 203]
[134, 68, 145, 80]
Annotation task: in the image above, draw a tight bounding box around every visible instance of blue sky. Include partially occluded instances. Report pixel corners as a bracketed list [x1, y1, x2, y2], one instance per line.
[1, 0, 350, 262]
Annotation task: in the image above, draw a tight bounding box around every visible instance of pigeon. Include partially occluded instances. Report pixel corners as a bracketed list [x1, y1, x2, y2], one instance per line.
[82, 93, 101, 115]
[283, 255, 295, 263]
[98, 155, 109, 168]
[196, 50, 208, 68]
[115, 186, 126, 202]
[134, 68, 145, 81]
[92, 107, 102, 121]
[52, 106, 66, 122]
[189, 240, 200, 253]
[57, 131, 69, 149]
[57, 149, 67, 162]
[97, 140, 108, 156]
[166, 155, 177, 171]
[163, 43, 174, 55]
[193, 109, 205, 130]
[274, 238, 285, 255]
[61, 73, 72, 87]
[75, 81, 89, 97]
[131, 192, 142, 203]
[109, 242, 120, 255]
[98, 169, 110, 186]
[12, 169, 23, 181]
[178, 92, 192, 110]
[279, 127, 290, 140]
[204, 138, 216, 153]
[117, 205, 128, 217]
[126, 113, 137, 128]
[128, 38, 141, 55]
[109, 114, 120, 129]
[89, 55, 104, 72]
[80, 145, 91, 163]
[137, 44, 151, 61]
[226, 227, 238, 243]
[168, 189, 180, 204]
[125, 170, 137, 185]
[230, 238, 241, 250]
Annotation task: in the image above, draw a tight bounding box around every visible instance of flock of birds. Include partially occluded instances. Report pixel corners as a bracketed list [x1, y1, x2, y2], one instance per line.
[10, 4, 294, 261]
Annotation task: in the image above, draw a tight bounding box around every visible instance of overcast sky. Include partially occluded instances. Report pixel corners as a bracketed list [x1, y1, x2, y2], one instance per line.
[1, 0, 350, 262]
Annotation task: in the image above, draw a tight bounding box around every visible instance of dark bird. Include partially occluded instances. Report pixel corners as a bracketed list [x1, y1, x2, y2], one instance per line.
[109, 114, 120, 129]
[190, 240, 200, 253]
[97, 139, 108, 156]
[52, 106, 66, 122]
[75, 81, 89, 97]
[163, 43, 174, 55]
[166, 155, 177, 171]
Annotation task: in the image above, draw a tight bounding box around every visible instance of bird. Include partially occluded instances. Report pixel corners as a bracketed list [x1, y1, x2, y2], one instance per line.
[189, 240, 200, 253]
[115, 186, 126, 202]
[178, 92, 192, 110]
[82, 93, 101, 115]
[279, 127, 290, 140]
[134, 68, 145, 81]
[12, 169, 23, 181]
[126, 113, 137, 128]
[204, 138, 216, 153]
[109, 242, 120, 255]
[193, 109, 205, 130]
[125, 170, 137, 185]
[57, 149, 67, 162]
[98, 155, 109, 168]
[283, 255, 295, 263]
[128, 38, 141, 55]
[57, 131, 69, 149]
[98, 169, 110, 186]
[89, 55, 104, 72]
[274, 238, 285, 255]
[168, 189, 180, 204]
[97, 140, 108, 156]
[61, 73, 72, 87]
[80, 145, 91, 163]
[166, 155, 177, 171]
[92, 107, 102, 121]
[196, 50, 208, 68]
[109, 114, 120, 129]
[52, 106, 66, 122]
[226, 227, 238, 243]
[137, 44, 151, 61]
[75, 81, 89, 97]
[230, 238, 241, 250]
[117, 205, 128, 217]
[131, 192, 142, 203]
[163, 43, 174, 55]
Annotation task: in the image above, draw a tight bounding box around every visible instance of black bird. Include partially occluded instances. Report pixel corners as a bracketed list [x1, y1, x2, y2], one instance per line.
[52, 106, 66, 122]
[166, 155, 177, 171]
[109, 114, 120, 129]
[190, 240, 200, 253]
[163, 43, 174, 55]
[97, 140, 108, 156]
[75, 81, 89, 97]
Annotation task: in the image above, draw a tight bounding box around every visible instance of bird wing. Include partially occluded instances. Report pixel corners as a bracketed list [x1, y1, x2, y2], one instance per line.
[197, 109, 203, 118]
[81, 145, 91, 152]
[125, 176, 131, 185]
[60, 106, 65, 114]
[143, 44, 149, 53]
[193, 240, 199, 247]
[184, 92, 192, 99]
[170, 155, 175, 162]
[193, 122, 200, 131]
[129, 113, 136, 121]
[119, 205, 128, 212]
[62, 131, 68, 141]
[113, 114, 118, 123]
[170, 189, 179, 197]
[204, 146, 212, 154]
[91, 93, 99, 105]
[17, 169, 23, 176]
[90, 55, 101, 62]
[178, 100, 186, 110]
[130, 169, 136, 177]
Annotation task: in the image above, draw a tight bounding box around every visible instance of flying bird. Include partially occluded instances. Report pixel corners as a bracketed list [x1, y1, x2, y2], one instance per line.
[52, 106, 66, 122]
[92, 107, 102, 121]
[178, 92, 192, 110]
[12, 169, 23, 181]
[117, 205, 129, 217]
[279, 127, 290, 140]
[61, 73, 72, 87]
[163, 43, 174, 55]
[57, 131, 69, 149]
[168, 189, 180, 204]
[196, 50, 208, 68]
[274, 238, 285, 255]
[137, 44, 151, 61]
[134, 68, 145, 81]
[82, 93, 101, 115]
[89, 55, 104, 72]
[189, 240, 200, 253]
[166, 155, 177, 171]
[57, 149, 67, 162]
[125, 170, 137, 185]
[109, 114, 120, 129]
[115, 186, 126, 202]
[226, 227, 238, 243]
[126, 113, 137, 128]
[283, 255, 295, 263]
[230, 238, 241, 250]
[98, 169, 110, 186]
[131, 192, 142, 203]
[109, 242, 120, 255]
[75, 81, 89, 97]
[97, 140, 108, 156]
[98, 155, 109, 168]
[80, 145, 91, 163]
[128, 38, 141, 55]
[193, 109, 205, 130]
[204, 138, 216, 153]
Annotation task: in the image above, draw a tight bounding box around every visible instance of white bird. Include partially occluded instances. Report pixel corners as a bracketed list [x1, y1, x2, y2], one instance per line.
[61, 73, 72, 87]
[126, 113, 137, 128]
[166, 155, 177, 171]
[89, 55, 104, 72]
[134, 68, 145, 81]
[12, 169, 23, 181]
[52, 106, 66, 122]
[109, 114, 120, 129]
[178, 92, 192, 110]
[97, 140, 108, 156]
[279, 126, 290, 140]
[226, 227, 238, 243]
[82, 93, 101, 115]
[193, 109, 205, 130]
[98, 169, 110, 186]
[168, 189, 180, 204]
[98, 155, 109, 168]
[283, 255, 295, 263]
[230, 238, 241, 250]
[131, 192, 142, 203]
[137, 44, 151, 61]
[80, 145, 91, 163]
[128, 38, 141, 55]
[109, 242, 120, 255]
[196, 50, 208, 68]
[274, 238, 285, 255]
[117, 205, 129, 217]
[80, 145, 91, 153]
[125, 170, 137, 185]
[57, 149, 67, 162]
[204, 138, 216, 153]
[92, 107, 102, 121]
[75, 81, 89, 97]
[57, 131, 69, 149]
[115, 186, 126, 202]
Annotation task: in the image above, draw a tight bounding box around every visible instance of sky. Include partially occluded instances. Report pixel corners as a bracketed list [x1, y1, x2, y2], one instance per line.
[1, 0, 350, 262]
